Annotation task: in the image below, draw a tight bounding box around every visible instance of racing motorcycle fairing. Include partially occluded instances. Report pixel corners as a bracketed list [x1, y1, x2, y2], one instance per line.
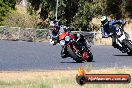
[59, 32, 69, 40]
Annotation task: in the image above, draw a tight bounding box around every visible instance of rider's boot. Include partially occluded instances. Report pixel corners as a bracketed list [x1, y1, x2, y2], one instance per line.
[113, 43, 120, 49]
[120, 45, 127, 53]
[61, 46, 69, 58]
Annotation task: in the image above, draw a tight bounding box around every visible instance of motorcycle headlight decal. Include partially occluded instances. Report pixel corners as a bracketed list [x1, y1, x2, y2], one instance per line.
[118, 34, 126, 42]
[60, 40, 65, 46]
[65, 36, 70, 41]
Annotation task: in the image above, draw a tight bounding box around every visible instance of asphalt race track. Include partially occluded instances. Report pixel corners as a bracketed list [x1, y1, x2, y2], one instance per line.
[0, 40, 132, 71]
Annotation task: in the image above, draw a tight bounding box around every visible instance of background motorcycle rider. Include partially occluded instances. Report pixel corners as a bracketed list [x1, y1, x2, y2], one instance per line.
[49, 20, 60, 45]
[49, 20, 72, 58]
[100, 16, 126, 52]
[49, 20, 70, 45]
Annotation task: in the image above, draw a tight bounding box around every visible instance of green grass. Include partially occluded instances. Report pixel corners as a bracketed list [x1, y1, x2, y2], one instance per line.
[0, 77, 132, 88]
[28, 81, 51, 88]
[0, 80, 52, 88]
[0, 68, 132, 88]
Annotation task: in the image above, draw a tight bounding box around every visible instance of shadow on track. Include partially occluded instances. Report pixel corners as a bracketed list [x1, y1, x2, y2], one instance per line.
[60, 61, 95, 63]
[60, 62, 82, 63]
[114, 54, 131, 56]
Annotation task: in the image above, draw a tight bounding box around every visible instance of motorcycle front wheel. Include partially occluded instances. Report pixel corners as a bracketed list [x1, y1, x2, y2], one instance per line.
[61, 49, 67, 58]
[123, 39, 132, 56]
[67, 46, 82, 63]
[127, 52, 132, 56]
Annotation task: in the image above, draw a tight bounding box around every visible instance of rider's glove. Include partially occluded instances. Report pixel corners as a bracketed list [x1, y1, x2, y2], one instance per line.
[121, 21, 126, 29]
[50, 39, 55, 45]
[123, 21, 126, 25]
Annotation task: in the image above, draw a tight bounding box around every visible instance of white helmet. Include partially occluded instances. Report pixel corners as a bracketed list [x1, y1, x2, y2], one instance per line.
[50, 21, 55, 26]
[50, 20, 59, 26]
[101, 16, 108, 26]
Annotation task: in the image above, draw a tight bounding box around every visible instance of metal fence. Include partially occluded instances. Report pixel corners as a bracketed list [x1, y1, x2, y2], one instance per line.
[0, 26, 49, 42]
[0, 26, 105, 45]
[71, 31, 96, 45]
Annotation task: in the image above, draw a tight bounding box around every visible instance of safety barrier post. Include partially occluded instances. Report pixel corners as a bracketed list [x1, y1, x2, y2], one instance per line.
[93, 31, 96, 45]
[18, 27, 21, 40]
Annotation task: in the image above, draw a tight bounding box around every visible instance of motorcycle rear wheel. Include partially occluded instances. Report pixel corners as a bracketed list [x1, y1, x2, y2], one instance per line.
[87, 52, 93, 62]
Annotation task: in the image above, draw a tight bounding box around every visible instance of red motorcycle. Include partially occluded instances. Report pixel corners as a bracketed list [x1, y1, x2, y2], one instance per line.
[59, 32, 93, 63]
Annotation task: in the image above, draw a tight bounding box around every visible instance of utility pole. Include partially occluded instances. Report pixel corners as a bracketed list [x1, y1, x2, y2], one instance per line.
[55, 0, 59, 20]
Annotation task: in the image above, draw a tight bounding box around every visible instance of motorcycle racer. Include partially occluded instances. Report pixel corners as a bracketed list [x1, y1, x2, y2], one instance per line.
[49, 20, 89, 58]
[100, 16, 126, 52]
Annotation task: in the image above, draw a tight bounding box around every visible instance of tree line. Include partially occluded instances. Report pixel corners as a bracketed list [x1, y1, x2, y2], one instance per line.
[0, 0, 16, 25]
[0, 0, 132, 31]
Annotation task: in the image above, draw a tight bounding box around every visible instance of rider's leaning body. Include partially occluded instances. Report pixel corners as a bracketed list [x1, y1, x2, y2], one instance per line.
[100, 16, 126, 51]
[49, 20, 89, 58]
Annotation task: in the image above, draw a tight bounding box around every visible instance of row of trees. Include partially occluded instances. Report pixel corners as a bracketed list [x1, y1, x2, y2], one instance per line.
[104, 0, 132, 19]
[27, 0, 102, 30]
[0, 0, 132, 31]
[27, 0, 132, 31]
[0, 0, 16, 25]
